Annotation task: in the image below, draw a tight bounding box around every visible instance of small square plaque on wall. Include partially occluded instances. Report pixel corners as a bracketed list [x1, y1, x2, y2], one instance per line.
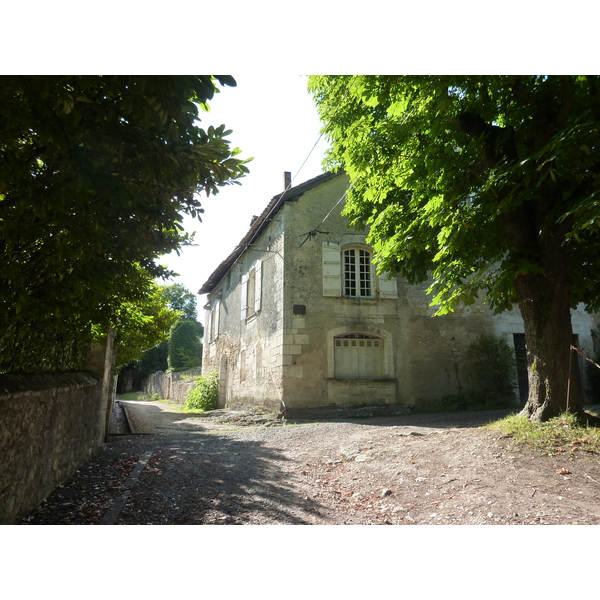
[293, 304, 306, 315]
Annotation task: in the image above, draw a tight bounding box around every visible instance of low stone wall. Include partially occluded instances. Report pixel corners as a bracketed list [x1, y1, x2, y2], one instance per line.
[141, 368, 201, 404]
[0, 372, 107, 524]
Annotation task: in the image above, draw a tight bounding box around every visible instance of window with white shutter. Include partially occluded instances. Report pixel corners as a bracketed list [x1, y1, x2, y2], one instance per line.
[254, 261, 262, 314]
[240, 273, 248, 320]
[241, 261, 262, 320]
[209, 300, 220, 341]
[323, 242, 341, 297]
[378, 272, 398, 299]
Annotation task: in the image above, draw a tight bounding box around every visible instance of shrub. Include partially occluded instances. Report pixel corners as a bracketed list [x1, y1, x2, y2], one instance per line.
[464, 333, 517, 398]
[439, 334, 518, 412]
[185, 371, 218, 411]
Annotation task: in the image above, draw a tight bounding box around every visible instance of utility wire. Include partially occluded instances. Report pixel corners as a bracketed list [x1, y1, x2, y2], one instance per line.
[244, 76, 358, 251]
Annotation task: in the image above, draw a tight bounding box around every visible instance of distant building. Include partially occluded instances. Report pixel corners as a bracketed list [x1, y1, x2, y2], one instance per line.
[199, 172, 598, 410]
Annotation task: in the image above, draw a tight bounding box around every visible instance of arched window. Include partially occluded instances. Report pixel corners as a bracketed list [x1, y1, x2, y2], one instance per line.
[334, 333, 384, 379]
[343, 247, 372, 297]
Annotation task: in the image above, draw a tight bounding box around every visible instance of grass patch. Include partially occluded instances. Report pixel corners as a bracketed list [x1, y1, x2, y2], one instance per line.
[172, 405, 213, 415]
[118, 392, 157, 401]
[485, 410, 600, 456]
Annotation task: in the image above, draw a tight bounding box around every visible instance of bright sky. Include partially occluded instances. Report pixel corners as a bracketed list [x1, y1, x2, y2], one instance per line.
[158, 74, 330, 311]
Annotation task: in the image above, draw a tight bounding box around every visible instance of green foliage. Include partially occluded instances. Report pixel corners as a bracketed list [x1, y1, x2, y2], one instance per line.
[438, 335, 517, 412]
[118, 391, 156, 400]
[0, 75, 247, 373]
[185, 371, 218, 411]
[136, 340, 169, 377]
[168, 319, 202, 372]
[161, 283, 199, 323]
[440, 391, 513, 412]
[464, 333, 517, 397]
[122, 283, 204, 378]
[308, 75, 600, 314]
[113, 279, 180, 368]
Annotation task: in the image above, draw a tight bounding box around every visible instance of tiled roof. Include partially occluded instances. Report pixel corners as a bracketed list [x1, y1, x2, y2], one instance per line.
[198, 171, 338, 295]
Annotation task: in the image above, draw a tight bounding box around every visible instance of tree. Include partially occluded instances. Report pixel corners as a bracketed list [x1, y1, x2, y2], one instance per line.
[161, 283, 200, 322]
[122, 283, 204, 379]
[161, 284, 204, 369]
[0, 75, 247, 373]
[112, 279, 180, 369]
[309, 75, 600, 423]
[168, 319, 202, 372]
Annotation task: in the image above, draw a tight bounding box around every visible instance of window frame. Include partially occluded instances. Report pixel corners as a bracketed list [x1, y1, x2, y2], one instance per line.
[333, 332, 385, 380]
[241, 260, 262, 321]
[321, 240, 398, 299]
[343, 245, 373, 298]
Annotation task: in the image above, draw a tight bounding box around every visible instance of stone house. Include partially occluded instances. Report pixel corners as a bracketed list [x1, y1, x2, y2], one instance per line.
[199, 172, 598, 410]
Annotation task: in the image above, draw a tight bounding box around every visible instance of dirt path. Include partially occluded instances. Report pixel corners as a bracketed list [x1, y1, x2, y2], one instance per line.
[21, 400, 600, 525]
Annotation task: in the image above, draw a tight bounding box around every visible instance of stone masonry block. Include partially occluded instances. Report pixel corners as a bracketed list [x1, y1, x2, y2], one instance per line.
[283, 365, 303, 378]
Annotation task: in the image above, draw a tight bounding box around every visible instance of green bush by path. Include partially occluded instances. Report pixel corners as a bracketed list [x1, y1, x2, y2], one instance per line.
[185, 371, 218, 411]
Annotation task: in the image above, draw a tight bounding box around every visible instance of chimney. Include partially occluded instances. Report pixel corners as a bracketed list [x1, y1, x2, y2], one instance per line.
[283, 171, 291, 191]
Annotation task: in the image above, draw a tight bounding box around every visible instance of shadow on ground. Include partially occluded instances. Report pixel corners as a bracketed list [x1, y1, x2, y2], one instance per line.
[23, 399, 326, 525]
[114, 433, 323, 525]
[286, 405, 515, 429]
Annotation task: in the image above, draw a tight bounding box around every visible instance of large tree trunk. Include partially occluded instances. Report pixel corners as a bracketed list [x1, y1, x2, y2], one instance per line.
[513, 231, 598, 423]
[515, 267, 582, 421]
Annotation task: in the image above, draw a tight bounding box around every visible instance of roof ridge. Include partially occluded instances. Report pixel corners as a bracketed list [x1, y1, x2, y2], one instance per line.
[198, 171, 340, 295]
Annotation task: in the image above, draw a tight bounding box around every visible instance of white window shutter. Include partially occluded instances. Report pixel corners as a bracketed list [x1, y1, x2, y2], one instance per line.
[378, 272, 398, 299]
[214, 300, 220, 336]
[323, 242, 341, 297]
[254, 261, 262, 313]
[240, 273, 248, 320]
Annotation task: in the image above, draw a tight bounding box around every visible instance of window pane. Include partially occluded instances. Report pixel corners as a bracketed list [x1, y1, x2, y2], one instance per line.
[344, 250, 356, 296]
[343, 248, 372, 297]
[359, 249, 371, 296]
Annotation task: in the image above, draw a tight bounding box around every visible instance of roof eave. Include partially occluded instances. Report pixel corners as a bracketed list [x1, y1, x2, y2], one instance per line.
[198, 171, 338, 295]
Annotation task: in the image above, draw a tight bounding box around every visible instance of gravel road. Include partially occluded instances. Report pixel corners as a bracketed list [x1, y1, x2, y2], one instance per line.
[21, 400, 600, 525]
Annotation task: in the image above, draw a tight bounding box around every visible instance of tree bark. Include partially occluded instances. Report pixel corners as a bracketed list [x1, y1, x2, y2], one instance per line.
[514, 233, 598, 423]
[515, 266, 581, 421]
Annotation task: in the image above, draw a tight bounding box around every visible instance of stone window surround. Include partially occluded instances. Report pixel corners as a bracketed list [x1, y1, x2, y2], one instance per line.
[322, 236, 398, 299]
[343, 244, 373, 298]
[326, 325, 394, 380]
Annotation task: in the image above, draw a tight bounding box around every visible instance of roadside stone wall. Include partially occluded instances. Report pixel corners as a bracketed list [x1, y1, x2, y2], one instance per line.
[141, 368, 201, 404]
[0, 373, 106, 524]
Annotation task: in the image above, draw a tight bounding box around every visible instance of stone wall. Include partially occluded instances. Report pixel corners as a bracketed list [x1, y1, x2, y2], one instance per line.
[0, 373, 105, 524]
[202, 214, 286, 410]
[141, 368, 201, 404]
[0, 331, 114, 524]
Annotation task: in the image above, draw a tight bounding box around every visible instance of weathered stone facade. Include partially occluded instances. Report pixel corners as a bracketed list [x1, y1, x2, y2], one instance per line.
[200, 172, 599, 410]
